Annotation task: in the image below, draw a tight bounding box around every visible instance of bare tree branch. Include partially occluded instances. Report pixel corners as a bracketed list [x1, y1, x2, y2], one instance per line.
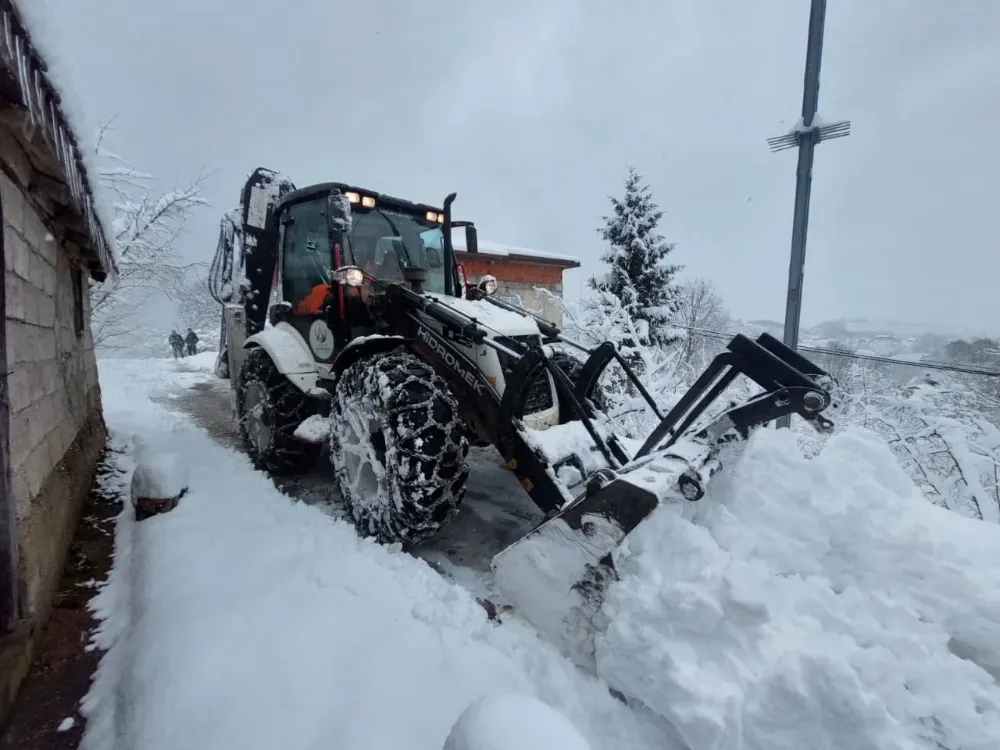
[88, 118, 211, 348]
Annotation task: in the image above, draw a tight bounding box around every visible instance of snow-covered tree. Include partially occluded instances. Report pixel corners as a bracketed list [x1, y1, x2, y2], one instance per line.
[537, 285, 684, 440]
[170, 268, 224, 351]
[867, 378, 1000, 524]
[89, 119, 210, 349]
[807, 340, 862, 395]
[591, 166, 682, 347]
[798, 353, 1000, 524]
[941, 337, 1000, 424]
[672, 277, 731, 370]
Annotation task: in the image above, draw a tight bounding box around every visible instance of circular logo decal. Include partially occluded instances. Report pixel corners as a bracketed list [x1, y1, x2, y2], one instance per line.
[309, 319, 335, 360]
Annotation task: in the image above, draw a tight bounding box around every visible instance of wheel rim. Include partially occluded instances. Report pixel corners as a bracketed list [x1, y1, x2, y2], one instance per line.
[337, 397, 388, 502]
[244, 381, 273, 454]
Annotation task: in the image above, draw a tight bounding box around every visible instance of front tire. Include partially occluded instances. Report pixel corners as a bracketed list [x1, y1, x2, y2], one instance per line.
[236, 348, 321, 474]
[330, 349, 470, 545]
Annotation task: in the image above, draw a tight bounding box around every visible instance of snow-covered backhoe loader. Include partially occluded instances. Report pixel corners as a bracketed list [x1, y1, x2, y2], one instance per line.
[209, 167, 837, 668]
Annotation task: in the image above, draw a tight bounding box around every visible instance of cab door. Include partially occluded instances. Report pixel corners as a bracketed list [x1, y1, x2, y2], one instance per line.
[277, 197, 340, 364]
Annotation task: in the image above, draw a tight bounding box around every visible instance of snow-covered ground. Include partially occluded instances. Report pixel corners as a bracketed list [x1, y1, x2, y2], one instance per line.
[81, 354, 1000, 750]
[82, 354, 675, 750]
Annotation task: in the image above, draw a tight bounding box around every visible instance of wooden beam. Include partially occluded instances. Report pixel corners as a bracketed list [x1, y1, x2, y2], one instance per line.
[0, 111, 74, 212]
[0, 129, 82, 228]
[30, 169, 70, 206]
[0, 68, 21, 110]
[0, 108, 61, 175]
[0, 124, 32, 187]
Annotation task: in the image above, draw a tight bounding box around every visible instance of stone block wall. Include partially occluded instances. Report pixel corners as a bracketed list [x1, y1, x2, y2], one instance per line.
[2, 172, 105, 622]
[493, 280, 565, 327]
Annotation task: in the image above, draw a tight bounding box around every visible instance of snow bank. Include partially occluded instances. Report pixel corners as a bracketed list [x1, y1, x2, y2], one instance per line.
[97, 356, 218, 401]
[173, 350, 219, 374]
[130, 435, 188, 501]
[84, 358, 677, 750]
[444, 693, 590, 750]
[293, 413, 331, 444]
[598, 426, 1000, 750]
[93, 356, 1000, 750]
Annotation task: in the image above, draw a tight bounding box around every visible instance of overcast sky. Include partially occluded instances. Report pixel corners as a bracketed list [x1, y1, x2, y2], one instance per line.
[27, 0, 1000, 330]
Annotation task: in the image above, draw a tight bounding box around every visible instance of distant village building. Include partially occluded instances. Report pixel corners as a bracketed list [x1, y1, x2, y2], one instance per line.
[451, 237, 579, 326]
[0, 0, 116, 725]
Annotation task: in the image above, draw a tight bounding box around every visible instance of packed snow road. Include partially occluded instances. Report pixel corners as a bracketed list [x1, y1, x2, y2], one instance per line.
[83, 354, 1000, 750]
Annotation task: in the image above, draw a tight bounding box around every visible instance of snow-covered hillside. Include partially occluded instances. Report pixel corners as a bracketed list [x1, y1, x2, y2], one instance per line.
[740, 317, 1000, 360]
[80, 354, 1000, 750]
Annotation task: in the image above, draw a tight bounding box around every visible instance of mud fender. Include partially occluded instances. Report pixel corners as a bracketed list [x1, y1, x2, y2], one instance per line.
[243, 322, 318, 394]
[331, 334, 412, 382]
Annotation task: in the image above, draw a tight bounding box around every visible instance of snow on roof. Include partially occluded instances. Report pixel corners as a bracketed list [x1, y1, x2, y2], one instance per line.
[451, 235, 579, 267]
[2, 1, 117, 280]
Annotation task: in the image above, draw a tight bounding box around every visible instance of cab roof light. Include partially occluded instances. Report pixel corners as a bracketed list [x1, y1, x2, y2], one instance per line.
[361, 195, 376, 208]
[345, 191, 361, 204]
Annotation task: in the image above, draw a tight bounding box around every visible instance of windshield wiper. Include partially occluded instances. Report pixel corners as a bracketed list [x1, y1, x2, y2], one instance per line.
[369, 208, 410, 274]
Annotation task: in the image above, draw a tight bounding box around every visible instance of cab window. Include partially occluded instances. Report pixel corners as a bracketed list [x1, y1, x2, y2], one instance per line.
[281, 199, 331, 314]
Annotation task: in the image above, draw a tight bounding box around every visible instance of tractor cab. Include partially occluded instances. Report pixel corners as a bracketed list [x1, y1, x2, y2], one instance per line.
[267, 184, 481, 367]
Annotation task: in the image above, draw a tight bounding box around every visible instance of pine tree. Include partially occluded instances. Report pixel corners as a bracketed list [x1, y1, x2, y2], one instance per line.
[590, 166, 683, 347]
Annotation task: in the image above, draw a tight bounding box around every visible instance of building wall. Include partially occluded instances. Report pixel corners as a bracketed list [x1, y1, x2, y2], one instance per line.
[1, 172, 105, 622]
[458, 255, 571, 326]
[493, 280, 564, 326]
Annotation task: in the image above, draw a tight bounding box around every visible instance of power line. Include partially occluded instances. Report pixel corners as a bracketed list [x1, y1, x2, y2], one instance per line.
[674, 323, 1000, 378]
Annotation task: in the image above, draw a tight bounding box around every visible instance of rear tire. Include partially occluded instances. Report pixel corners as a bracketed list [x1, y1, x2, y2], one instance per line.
[330, 349, 470, 545]
[550, 350, 608, 423]
[236, 348, 321, 474]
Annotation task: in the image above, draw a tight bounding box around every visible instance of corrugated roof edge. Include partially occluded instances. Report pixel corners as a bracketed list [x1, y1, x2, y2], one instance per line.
[451, 237, 580, 268]
[2, 0, 117, 282]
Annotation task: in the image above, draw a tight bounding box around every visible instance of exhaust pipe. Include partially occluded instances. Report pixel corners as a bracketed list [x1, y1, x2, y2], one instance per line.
[442, 192, 457, 297]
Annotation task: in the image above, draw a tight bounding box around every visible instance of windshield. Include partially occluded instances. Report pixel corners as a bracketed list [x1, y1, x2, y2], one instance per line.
[342, 208, 449, 294]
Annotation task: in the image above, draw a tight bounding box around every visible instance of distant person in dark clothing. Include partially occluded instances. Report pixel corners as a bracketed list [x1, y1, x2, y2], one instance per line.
[185, 328, 199, 356]
[169, 330, 184, 359]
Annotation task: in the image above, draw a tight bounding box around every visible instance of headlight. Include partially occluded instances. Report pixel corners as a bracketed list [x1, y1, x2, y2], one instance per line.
[332, 265, 365, 287]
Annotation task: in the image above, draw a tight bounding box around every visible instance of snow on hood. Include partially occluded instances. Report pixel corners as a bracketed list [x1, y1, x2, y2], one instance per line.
[597, 425, 1000, 750]
[424, 293, 541, 337]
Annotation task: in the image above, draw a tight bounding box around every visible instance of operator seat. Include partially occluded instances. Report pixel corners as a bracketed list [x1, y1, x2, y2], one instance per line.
[373, 237, 407, 281]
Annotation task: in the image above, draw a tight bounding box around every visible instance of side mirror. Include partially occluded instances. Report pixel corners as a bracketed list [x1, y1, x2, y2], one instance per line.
[332, 265, 365, 287]
[478, 274, 498, 296]
[465, 224, 478, 254]
[327, 190, 352, 232]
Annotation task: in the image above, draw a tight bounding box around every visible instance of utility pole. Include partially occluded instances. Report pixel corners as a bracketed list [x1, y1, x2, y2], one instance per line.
[767, 0, 849, 428]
